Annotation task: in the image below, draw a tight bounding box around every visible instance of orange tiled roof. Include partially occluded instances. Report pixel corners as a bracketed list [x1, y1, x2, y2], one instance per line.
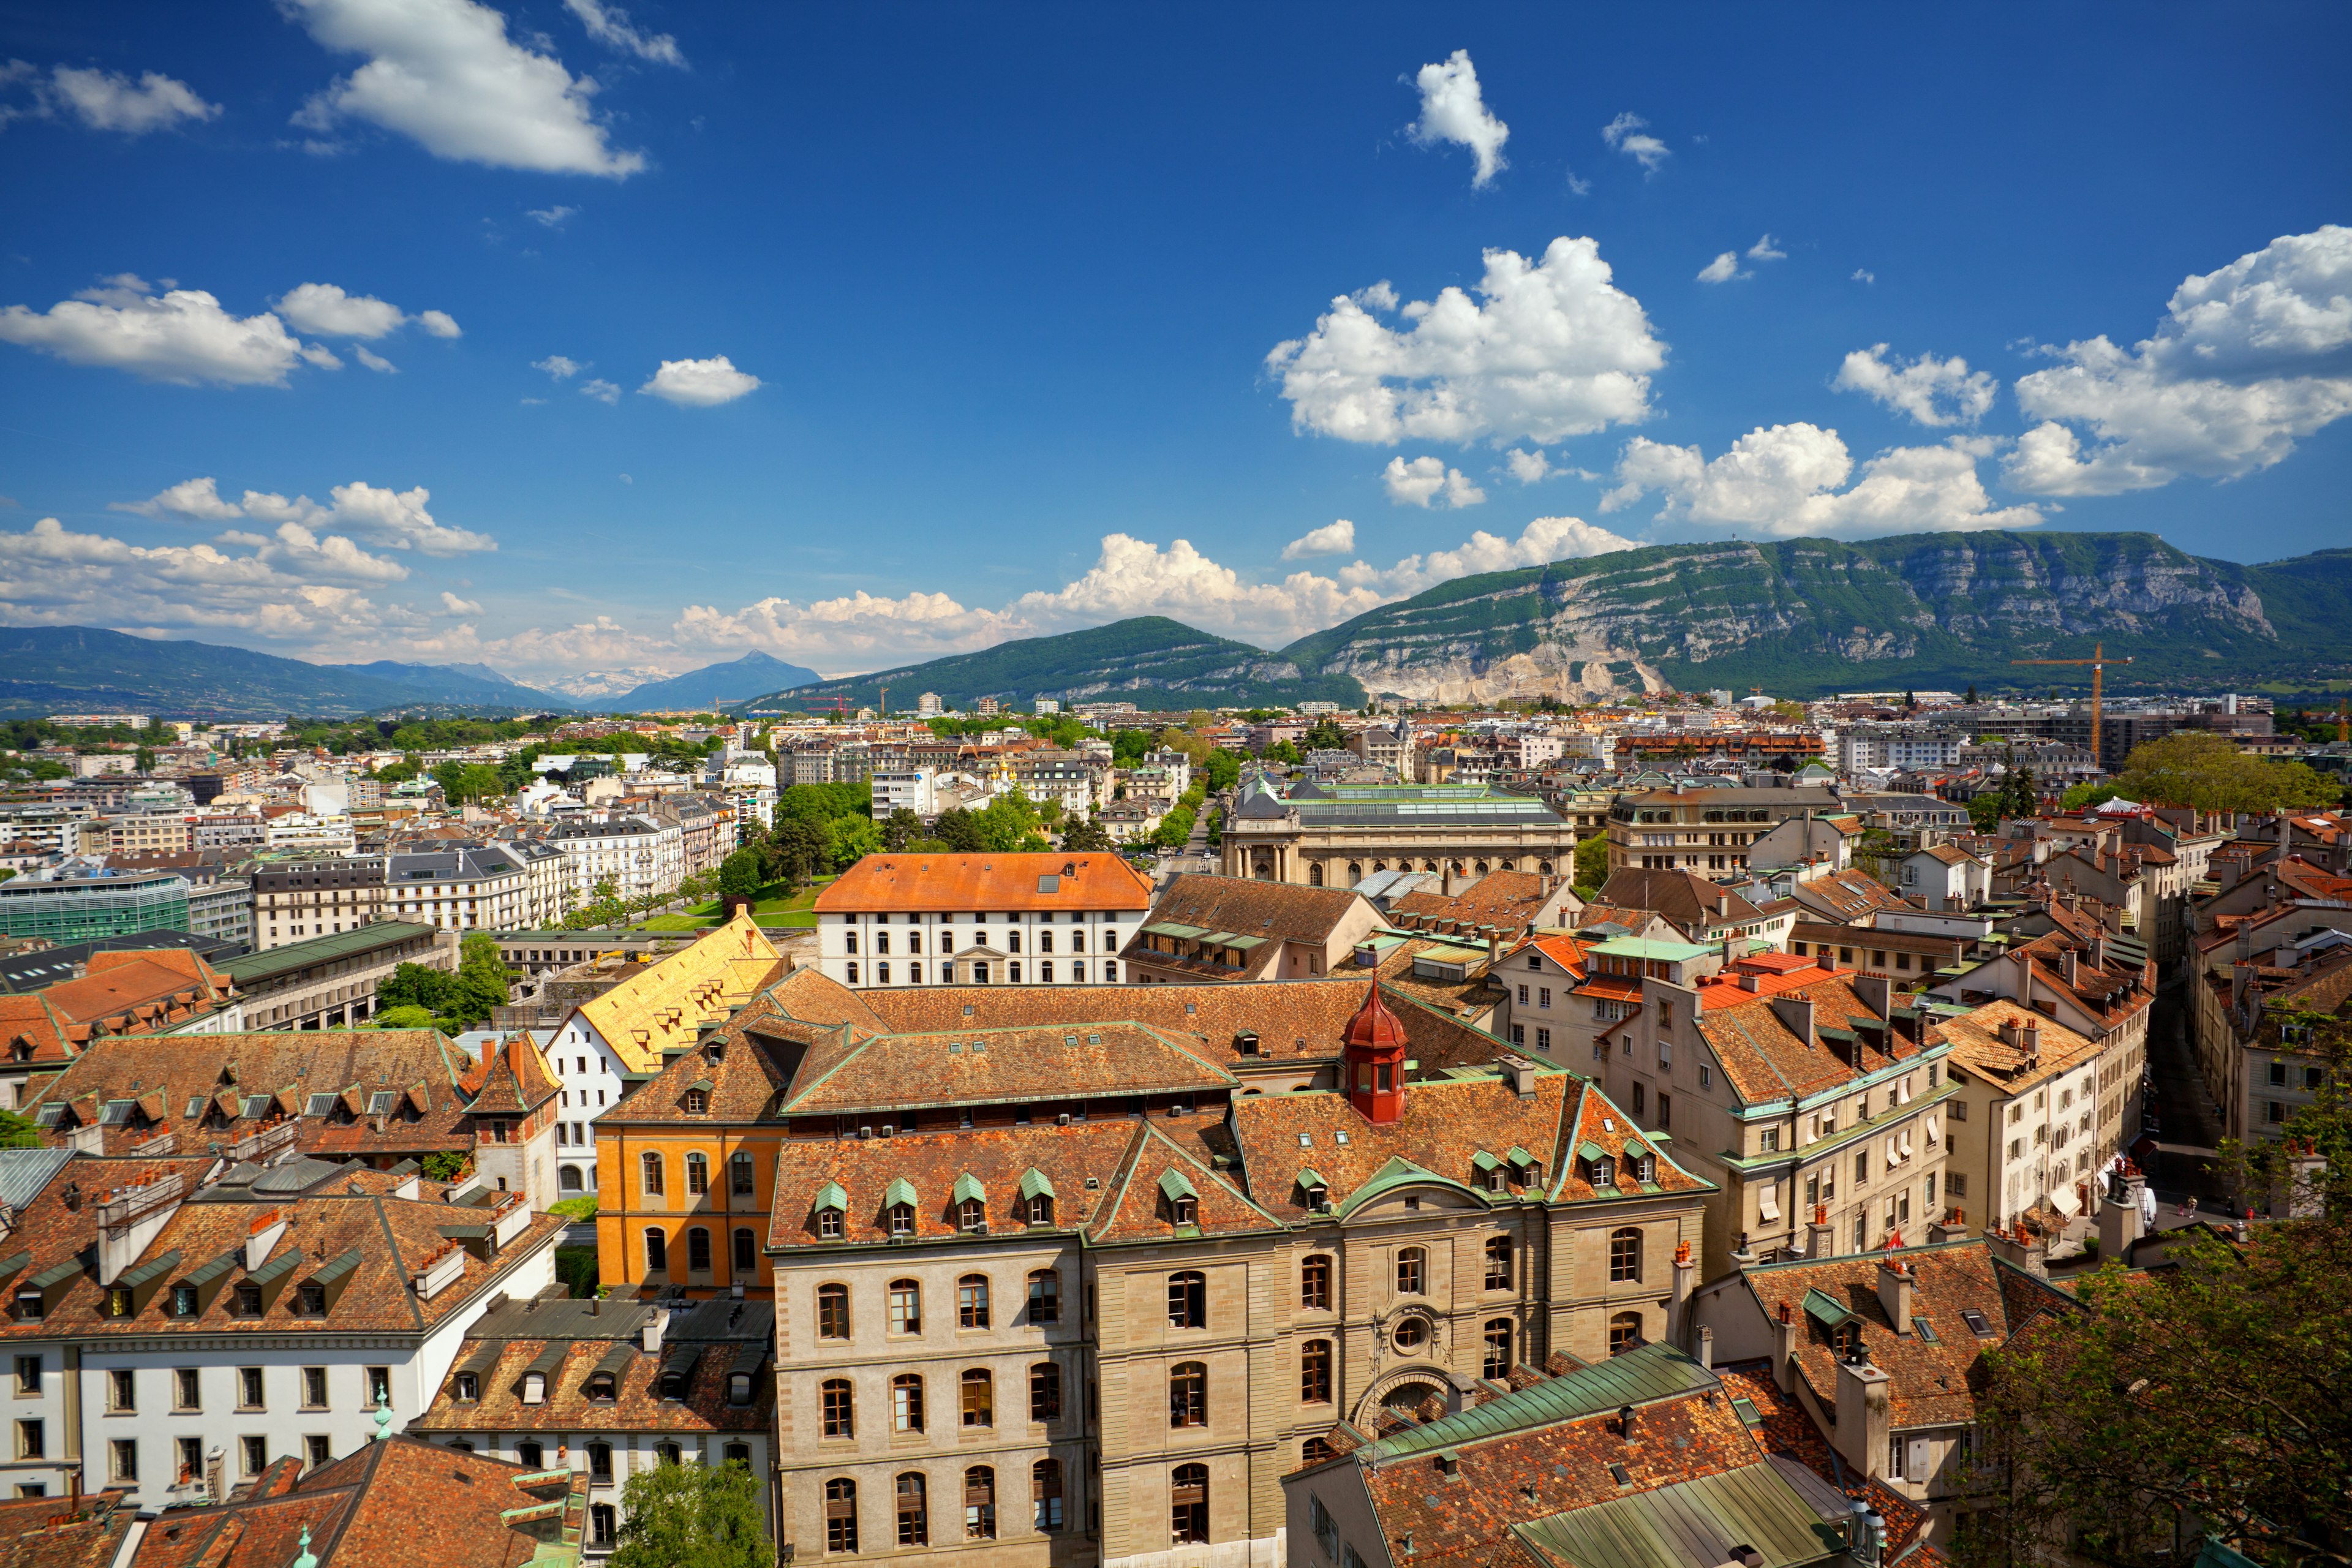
[815, 852, 1153, 913]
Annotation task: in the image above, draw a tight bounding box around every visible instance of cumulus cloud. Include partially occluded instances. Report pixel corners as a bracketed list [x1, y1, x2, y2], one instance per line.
[639, 355, 760, 406]
[533, 354, 584, 379]
[1600, 111, 1668, 173]
[1602, 423, 2041, 537]
[32, 65, 221, 133]
[1408, 48, 1508, 187]
[111, 476, 244, 521]
[1267, 236, 1665, 447]
[564, 0, 685, 66]
[0, 274, 340, 386]
[1747, 234, 1786, 262]
[1696, 251, 1745, 285]
[2002, 224, 2352, 496]
[1382, 454, 1486, 508]
[284, 0, 646, 178]
[580, 377, 620, 403]
[110, 476, 496, 556]
[0, 514, 432, 647]
[1338, 513, 1637, 598]
[1852, 268, 1875, 284]
[1281, 519, 1356, 559]
[1834, 343, 1997, 428]
[353, 345, 396, 372]
[440, 589, 483, 615]
[1506, 448, 1552, 483]
[417, 309, 460, 339]
[274, 282, 405, 339]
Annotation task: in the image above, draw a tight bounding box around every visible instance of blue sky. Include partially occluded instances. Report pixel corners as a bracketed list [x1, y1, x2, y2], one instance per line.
[1, 2, 2345, 691]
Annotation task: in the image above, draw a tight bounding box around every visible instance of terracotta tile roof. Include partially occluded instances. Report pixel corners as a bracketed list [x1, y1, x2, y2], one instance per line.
[0, 1490, 137, 1568]
[31, 949, 236, 1046]
[1912, 843, 1983, 868]
[130, 1436, 585, 1567]
[458, 1034, 562, 1116]
[604, 992, 797, 1126]
[0, 994, 72, 1066]
[1390, 870, 1563, 941]
[1084, 1118, 1284, 1243]
[778, 1022, 1235, 1117]
[1690, 967, 1940, 1104]
[573, 909, 783, 1074]
[766, 1120, 1137, 1246]
[20, 1030, 477, 1158]
[1788, 869, 1914, 924]
[1593, 867, 1765, 930]
[410, 1299, 772, 1436]
[1711, 1361, 1942, 1561]
[1509, 932, 1593, 980]
[1363, 938, 1509, 1021]
[1735, 1238, 2077, 1428]
[815, 851, 1152, 914]
[1939, 1001, 2103, 1090]
[1136, 873, 1373, 947]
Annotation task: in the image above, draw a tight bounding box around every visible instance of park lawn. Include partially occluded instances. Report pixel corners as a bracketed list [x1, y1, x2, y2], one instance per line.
[633, 876, 832, 931]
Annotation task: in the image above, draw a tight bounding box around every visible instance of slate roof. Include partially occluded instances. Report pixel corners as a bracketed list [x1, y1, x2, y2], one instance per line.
[1736, 1237, 2078, 1428]
[458, 1033, 562, 1117]
[128, 1436, 584, 1567]
[815, 852, 1153, 913]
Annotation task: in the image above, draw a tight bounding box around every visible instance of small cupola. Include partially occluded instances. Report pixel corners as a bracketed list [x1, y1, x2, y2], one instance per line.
[1342, 985, 1408, 1126]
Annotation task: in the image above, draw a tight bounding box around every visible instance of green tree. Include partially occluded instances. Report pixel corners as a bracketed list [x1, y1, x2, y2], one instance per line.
[0, 1108, 43, 1148]
[378, 962, 459, 1017]
[932, 808, 985, 854]
[2117, 730, 2340, 814]
[970, 790, 1050, 852]
[1112, 728, 1153, 763]
[2058, 781, 2125, 812]
[609, 1457, 773, 1568]
[764, 817, 831, 883]
[1967, 792, 2005, 834]
[1200, 748, 1242, 793]
[717, 848, 764, 901]
[450, 934, 510, 1027]
[826, 812, 883, 868]
[1571, 833, 1609, 898]
[1303, 717, 1348, 752]
[1266, 740, 1302, 766]
[369, 1004, 443, 1031]
[880, 808, 924, 853]
[1061, 815, 1115, 853]
[431, 761, 506, 806]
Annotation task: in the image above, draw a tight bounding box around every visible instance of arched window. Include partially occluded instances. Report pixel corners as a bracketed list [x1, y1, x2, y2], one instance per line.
[957, 1274, 990, 1329]
[963, 1467, 997, 1540]
[824, 1477, 858, 1554]
[816, 1283, 850, 1340]
[821, 1378, 854, 1438]
[1308, 862, 1325, 888]
[1301, 1254, 1332, 1311]
[1485, 1235, 1512, 1291]
[639, 1152, 664, 1196]
[559, 1165, 585, 1192]
[1167, 1270, 1205, 1329]
[1040, 930, 1055, 954]
[1300, 1340, 1332, 1404]
[1169, 1362, 1206, 1428]
[1009, 930, 1022, 953]
[1609, 1227, 1643, 1283]
[1348, 862, 1363, 883]
[1029, 1360, 1061, 1422]
[643, 1227, 667, 1275]
[1171, 1463, 1209, 1545]
[1027, 1269, 1059, 1324]
[1396, 1247, 1426, 1295]
[725, 1441, 750, 1466]
[687, 1227, 712, 1273]
[1302, 1436, 1334, 1466]
[895, 1473, 928, 1547]
[517, 1439, 544, 1468]
[1483, 1318, 1514, 1379]
[1025, 1192, 1054, 1225]
[960, 1368, 993, 1428]
[891, 1373, 924, 1433]
[730, 1151, 755, 1195]
[733, 1227, 757, 1273]
[685, 1152, 709, 1194]
[1608, 1311, 1645, 1355]
[957, 1196, 985, 1232]
[1033, 1458, 1064, 1532]
[888, 1280, 921, 1336]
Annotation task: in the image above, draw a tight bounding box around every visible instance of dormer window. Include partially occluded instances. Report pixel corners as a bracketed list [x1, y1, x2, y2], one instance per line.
[587, 1372, 616, 1402]
[1170, 1196, 1197, 1226]
[729, 1373, 753, 1406]
[888, 1203, 915, 1237]
[170, 1286, 197, 1318]
[818, 1208, 843, 1239]
[958, 1198, 986, 1233]
[685, 1089, 709, 1114]
[1025, 1194, 1054, 1226]
[234, 1283, 263, 1317]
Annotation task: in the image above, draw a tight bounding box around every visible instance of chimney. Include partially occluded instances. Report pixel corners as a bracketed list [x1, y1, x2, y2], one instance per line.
[2098, 1161, 2149, 1259]
[1929, 1208, 1966, 1245]
[641, 1306, 668, 1355]
[1875, 1254, 1915, 1335]
[1716, 894, 1730, 921]
[1833, 1355, 1893, 1479]
[1806, 1204, 1834, 1258]
[1697, 1325, 1714, 1369]
[1771, 1300, 1800, 1391]
[1768, 993, 1815, 1052]
[2060, 949, 2079, 987]
[244, 1208, 288, 1271]
[2021, 1021, 2040, 1057]
[1618, 1403, 1638, 1443]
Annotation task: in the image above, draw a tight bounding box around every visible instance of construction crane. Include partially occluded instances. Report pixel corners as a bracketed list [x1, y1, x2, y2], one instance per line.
[877, 686, 888, 720]
[2013, 641, 2132, 769]
[2336, 698, 2348, 745]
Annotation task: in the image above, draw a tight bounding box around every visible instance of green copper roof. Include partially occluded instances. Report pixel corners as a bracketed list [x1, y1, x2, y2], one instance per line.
[1471, 1150, 1501, 1172]
[883, 1177, 918, 1210]
[952, 1172, 987, 1206]
[1509, 1460, 1844, 1568]
[1801, 1287, 1857, 1330]
[1295, 1167, 1325, 1191]
[814, 1181, 846, 1211]
[1366, 1341, 1717, 1461]
[1017, 1167, 1054, 1201]
[1157, 1168, 1197, 1203]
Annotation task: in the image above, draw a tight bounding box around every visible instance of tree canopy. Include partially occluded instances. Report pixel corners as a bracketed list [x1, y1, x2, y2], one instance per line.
[608, 1458, 772, 1568]
[2116, 730, 2339, 813]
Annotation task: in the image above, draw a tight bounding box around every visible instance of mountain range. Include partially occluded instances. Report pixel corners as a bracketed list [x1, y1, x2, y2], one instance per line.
[10, 532, 2351, 722]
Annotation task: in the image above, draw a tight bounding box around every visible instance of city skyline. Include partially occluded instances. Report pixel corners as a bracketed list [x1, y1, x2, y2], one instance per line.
[1, 3, 2345, 687]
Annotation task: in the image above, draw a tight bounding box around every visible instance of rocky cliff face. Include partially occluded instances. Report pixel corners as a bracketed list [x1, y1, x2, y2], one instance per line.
[1281, 532, 2322, 702]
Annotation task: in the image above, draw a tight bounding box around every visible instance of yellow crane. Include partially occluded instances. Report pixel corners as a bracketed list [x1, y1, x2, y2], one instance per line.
[2013, 641, 2133, 769]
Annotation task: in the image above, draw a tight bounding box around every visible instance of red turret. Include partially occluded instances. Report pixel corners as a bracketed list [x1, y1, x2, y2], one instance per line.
[1343, 985, 1408, 1125]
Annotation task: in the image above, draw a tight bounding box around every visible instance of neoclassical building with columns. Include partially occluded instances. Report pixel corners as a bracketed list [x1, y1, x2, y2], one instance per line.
[706, 965, 1710, 1567]
[1221, 778, 1586, 889]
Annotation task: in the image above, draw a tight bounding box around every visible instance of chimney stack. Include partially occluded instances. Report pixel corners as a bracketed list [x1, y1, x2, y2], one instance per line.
[1875, 1254, 1915, 1335]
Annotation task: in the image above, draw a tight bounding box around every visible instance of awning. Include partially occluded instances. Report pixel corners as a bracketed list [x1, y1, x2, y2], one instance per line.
[1884, 1137, 1899, 1170]
[1926, 1114, 1941, 1144]
[1899, 1130, 1913, 1158]
[2051, 1181, 2083, 1217]
[1758, 1183, 1781, 1222]
[1897, 1079, 1913, 1104]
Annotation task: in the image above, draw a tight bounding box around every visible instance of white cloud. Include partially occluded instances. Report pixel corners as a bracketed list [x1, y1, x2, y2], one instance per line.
[1506, 448, 1551, 483]
[1852, 268, 1876, 285]
[440, 589, 483, 614]
[0, 515, 430, 647]
[1602, 423, 2041, 537]
[526, 204, 578, 227]
[639, 355, 759, 406]
[111, 476, 244, 521]
[1696, 251, 1745, 285]
[1338, 514, 1638, 598]
[1600, 111, 1668, 173]
[1267, 236, 1665, 446]
[564, 0, 685, 66]
[41, 66, 221, 133]
[581, 377, 620, 403]
[277, 282, 408, 338]
[2003, 224, 2352, 495]
[284, 0, 646, 178]
[1281, 519, 1356, 559]
[1408, 48, 1508, 188]
[417, 309, 460, 338]
[533, 354, 584, 379]
[0, 275, 328, 386]
[1382, 454, 1485, 508]
[1747, 234, 1786, 262]
[1834, 342, 1997, 428]
[353, 345, 397, 372]
[1563, 168, 1591, 197]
